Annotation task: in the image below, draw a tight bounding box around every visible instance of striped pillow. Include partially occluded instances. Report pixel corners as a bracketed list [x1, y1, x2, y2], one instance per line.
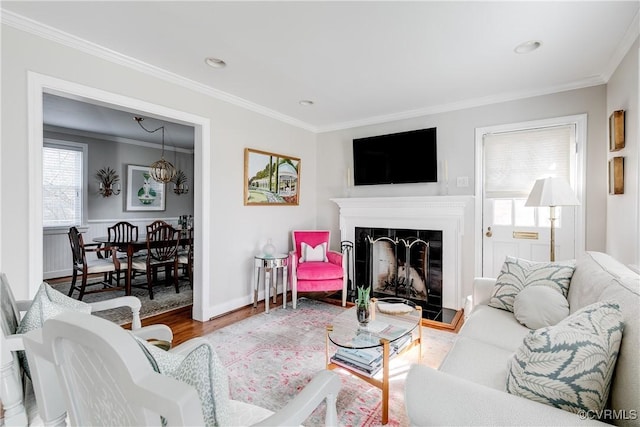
[506, 301, 624, 415]
[489, 257, 575, 312]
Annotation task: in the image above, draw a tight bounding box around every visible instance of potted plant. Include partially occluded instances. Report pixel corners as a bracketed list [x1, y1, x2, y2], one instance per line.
[356, 285, 371, 326]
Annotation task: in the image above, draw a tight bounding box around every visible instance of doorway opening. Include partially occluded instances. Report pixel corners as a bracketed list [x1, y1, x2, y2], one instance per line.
[27, 72, 212, 321]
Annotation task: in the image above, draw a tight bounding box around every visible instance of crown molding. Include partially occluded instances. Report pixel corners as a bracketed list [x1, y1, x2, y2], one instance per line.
[43, 124, 195, 154]
[1, 9, 319, 133]
[317, 76, 605, 133]
[2, 8, 631, 135]
[601, 9, 640, 82]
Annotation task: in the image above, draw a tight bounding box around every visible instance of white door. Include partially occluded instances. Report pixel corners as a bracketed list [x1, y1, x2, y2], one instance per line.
[480, 119, 583, 277]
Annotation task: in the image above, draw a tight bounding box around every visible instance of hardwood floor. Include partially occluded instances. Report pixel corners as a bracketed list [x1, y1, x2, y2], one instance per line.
[50, 274, 462, 344]
[127, 294, 293, 346]
[127, 293, 462, 347]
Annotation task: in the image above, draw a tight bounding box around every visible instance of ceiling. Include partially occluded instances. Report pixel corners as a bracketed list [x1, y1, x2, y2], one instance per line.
[3, 1, 639, 137]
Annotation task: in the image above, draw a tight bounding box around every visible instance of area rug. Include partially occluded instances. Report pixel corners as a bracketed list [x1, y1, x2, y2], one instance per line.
[49, 276, 192, 324]
[204, 298, 457, 426]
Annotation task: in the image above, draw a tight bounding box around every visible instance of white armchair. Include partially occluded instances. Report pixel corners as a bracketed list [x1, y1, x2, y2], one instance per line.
[0, 272, 172, 426]
[23, 312, 341, 427]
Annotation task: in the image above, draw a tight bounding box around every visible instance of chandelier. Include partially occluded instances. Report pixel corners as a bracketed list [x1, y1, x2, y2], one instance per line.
[134, 116, 177, 183]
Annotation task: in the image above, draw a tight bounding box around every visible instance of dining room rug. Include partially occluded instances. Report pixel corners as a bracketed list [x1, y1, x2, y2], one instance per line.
[49, 276, 192, 324]
[203, 298, 457, 426]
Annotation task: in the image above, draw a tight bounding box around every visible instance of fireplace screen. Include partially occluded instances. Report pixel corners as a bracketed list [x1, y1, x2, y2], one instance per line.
[369, 236, 430, 300]
[355, 227, 443, 320]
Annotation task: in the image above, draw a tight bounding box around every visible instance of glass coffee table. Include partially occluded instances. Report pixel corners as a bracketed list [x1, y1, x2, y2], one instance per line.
[325, 298, 422, 425]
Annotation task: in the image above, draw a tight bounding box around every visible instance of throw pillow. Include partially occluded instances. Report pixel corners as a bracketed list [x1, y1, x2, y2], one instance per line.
[488, 256, 575, 312]
[299, 242, 328, 263]
[506, 301, 624, 416]
[16, 282, 91, 377]
[513, 285, 570, 329]
[135, 336, 231, 427]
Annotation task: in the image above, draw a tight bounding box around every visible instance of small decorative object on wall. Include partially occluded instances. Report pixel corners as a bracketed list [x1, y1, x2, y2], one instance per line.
[244, 148, 300, 206]
[96, 166, 121, 197]
[609, 110, 625, 151]
[609, 157, 624, 195]
[171, 170, 189, 195]
[126, 164, 166, 211]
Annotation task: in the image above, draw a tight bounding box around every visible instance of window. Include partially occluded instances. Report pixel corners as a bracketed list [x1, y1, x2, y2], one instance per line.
[42, 140, 88, 228]
[484, 124, 575, 228]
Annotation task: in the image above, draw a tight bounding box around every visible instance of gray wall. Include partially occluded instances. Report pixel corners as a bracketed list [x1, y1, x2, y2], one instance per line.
[315, 85, 610, 294]
[606, 39, 639, 269]
[2, 23, 318, 315]
[45, 128, 195, 220]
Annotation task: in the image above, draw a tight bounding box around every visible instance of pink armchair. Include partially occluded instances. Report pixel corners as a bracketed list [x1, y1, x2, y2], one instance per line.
[290, 230, 347, 308]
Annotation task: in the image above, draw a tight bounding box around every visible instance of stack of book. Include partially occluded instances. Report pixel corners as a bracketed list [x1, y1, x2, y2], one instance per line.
[390, 333, 412, 354]
[330, 345, 383, 377]
[330, 333, 414, 377]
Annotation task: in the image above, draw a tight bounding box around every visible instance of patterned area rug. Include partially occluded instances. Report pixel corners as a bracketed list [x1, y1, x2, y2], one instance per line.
[49, 276, 193, 324]
[204, 298, 457, 426]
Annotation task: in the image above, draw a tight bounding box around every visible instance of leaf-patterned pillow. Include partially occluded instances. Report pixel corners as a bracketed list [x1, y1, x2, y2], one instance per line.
[135, 336, 231, 427]
[488, 257, 575, 312]
[16, 282, 91, 377]
[506, 301, 624, 415]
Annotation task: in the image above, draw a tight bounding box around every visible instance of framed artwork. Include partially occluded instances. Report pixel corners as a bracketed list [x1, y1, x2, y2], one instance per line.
[609, 110, 625, 151]
[125, 164, 166, 211]
[244, 148, 300, 206]
[608, 157, 624, 195]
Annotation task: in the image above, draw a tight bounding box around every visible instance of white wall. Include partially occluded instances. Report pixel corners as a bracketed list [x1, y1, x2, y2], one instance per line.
[1, 24, 318, 317]
[316, 86, 609, 299]
[606, 39, 639, 270]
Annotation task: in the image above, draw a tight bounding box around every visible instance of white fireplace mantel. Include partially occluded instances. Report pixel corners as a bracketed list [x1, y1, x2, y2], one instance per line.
[331, 196, 472, 310]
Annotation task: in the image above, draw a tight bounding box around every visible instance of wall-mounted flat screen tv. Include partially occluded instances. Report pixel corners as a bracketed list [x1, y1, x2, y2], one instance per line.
[353, 127, 437, 185]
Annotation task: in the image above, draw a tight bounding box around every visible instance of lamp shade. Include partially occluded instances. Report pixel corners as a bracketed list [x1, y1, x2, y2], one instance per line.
[525, 177, 580, 207]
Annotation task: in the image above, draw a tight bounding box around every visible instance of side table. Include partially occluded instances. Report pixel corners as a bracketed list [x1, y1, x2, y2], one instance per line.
[253, 254, 289, 313]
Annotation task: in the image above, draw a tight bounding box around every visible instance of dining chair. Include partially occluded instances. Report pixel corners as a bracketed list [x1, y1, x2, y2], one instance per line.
[132, 223, 181, 299]
[106, 221, 140, 285]
[67, 227, 123, 300]
[146, 219, 170, 234]
[178, 228, 193, 288]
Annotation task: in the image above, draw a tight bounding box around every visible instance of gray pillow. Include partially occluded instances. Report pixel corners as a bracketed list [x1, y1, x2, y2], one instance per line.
[506, 301, 624, 416]
[16, 282, 91, 377]
[135, 336, 231, 427]
[489, 256, 575, 312]
[513, 285, 569, 329]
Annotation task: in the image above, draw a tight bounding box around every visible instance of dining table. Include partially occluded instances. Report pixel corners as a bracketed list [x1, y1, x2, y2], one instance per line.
[93, 230, 191, 296]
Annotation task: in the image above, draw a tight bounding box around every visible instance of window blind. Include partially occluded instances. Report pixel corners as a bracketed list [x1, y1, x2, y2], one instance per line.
[43, 144, 83, 227]
[483, 125, 574, 198]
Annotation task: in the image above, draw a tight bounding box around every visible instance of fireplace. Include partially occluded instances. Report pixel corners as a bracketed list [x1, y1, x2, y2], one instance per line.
[355, 227, 443, 320]
[332, 196, 471, 318]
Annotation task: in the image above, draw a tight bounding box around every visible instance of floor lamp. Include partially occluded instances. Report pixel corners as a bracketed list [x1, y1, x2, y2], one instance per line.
[525, 177, 580, 262]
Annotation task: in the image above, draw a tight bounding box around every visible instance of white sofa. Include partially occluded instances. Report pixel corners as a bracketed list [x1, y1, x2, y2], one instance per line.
[406, 251, 639, 426]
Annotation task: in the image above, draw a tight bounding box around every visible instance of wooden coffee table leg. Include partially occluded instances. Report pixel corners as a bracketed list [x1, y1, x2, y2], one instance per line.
[382, 338, 390, 425]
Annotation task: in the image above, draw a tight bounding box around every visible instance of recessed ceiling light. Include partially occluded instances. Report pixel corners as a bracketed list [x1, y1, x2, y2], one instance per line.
[299, 100, 314, 106]
[514, 40, 542, 54]
[205, 57, 226, 68]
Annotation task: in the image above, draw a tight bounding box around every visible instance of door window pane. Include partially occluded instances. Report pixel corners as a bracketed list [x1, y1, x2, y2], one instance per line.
[538, 206, 561, 228]
[514, 199, 535, 226]
[492, 199, 512, 225]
